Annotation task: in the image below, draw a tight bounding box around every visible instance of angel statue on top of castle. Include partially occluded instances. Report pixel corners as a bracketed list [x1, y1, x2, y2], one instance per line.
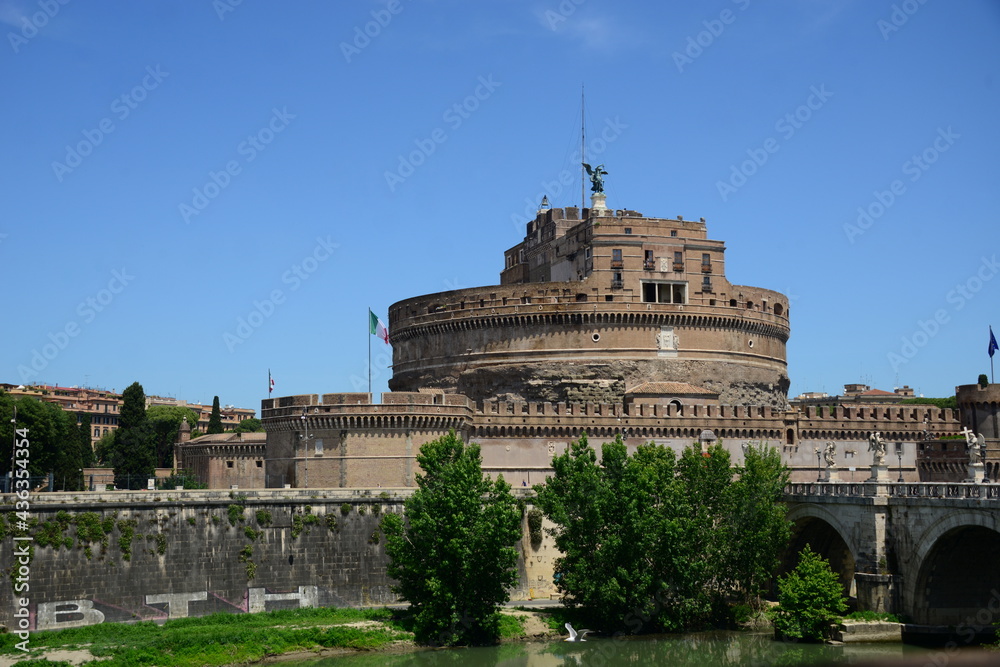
[582, 163, 607, 194]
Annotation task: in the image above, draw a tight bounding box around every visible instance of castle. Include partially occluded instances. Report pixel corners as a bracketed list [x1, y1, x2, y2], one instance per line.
[256, 194, 967, 487]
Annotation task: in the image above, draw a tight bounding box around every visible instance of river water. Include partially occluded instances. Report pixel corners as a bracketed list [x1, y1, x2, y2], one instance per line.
[286, 631, 959, 666]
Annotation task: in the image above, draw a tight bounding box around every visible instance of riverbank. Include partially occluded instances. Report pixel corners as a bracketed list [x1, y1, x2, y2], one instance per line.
[0, 607, 561, 667]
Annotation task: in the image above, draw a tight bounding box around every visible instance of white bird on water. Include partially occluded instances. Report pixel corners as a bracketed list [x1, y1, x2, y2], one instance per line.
[564, 622, 594, 642]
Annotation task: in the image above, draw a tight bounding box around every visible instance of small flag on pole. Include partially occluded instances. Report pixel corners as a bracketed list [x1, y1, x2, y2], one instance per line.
[268, 369, 275, 395]
[990, 327, 998, 358]
[369, 310, 389, 345]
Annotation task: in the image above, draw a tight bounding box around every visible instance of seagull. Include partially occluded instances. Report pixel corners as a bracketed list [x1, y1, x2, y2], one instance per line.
[564, 622, 594, 642]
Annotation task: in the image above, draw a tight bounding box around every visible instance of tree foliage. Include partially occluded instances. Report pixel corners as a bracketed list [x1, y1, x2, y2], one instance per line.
[207, 396, 224, 434]
[770, 546, 847, 641]
[232, 417, 263, 433]
[112, 382, 156, 489]
[899, 396, 957, 409]
[534, 435, 791, 633]
[147, 405, 199, 468]
[0, 390, 83, 491]
[381, 431, 521, 646]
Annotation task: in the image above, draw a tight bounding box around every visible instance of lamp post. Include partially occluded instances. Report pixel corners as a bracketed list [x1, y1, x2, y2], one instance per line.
[895, 442, 904, 483]
[815, 447, 822, 482]
[8, 406, 17, 495]
[980, 439, 989, 484]
[300, 410, 310, 489]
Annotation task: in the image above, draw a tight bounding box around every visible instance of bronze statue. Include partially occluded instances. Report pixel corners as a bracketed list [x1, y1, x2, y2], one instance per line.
[583, 163, 607, 194]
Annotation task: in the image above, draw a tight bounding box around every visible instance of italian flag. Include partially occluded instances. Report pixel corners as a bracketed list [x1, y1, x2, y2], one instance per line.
[369, 310, 389, 344]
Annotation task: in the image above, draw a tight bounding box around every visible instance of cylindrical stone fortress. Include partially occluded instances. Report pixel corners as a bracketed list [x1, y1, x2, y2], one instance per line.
[389, 205, 790, 407]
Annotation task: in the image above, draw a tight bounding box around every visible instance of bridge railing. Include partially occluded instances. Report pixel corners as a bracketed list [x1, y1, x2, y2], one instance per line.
[785, 482, 1000, 500]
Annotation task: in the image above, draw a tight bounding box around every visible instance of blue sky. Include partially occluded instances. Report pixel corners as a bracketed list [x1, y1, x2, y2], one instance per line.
[2, 0, 998, 413]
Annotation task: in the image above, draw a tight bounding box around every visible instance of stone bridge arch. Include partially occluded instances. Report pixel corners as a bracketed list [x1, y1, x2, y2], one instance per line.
[903, 509, 1000, 626]
[783, 504, 859, 600]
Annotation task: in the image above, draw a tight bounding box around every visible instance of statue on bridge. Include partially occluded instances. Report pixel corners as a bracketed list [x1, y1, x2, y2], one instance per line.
[963, 427, 986, 465]
[824, 441, 837, 469]
[868, 431, 887, 466]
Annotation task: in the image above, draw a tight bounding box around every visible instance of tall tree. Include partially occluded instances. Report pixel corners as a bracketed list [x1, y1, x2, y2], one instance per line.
[207, 396, 224, 434]
[0, 392, 79, 490]
[535, 435, 791, 633]
[721, 443, 792, 608]
[112, 382, 156, 489]
[77, 413, 94, 469]
[147, 405, 199, 468]
[380, 431, 521, 646]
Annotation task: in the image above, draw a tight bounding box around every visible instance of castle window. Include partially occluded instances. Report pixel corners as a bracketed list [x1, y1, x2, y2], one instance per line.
[670, 230, 677, 237]
[774, 303, 784, 316]
[256, 460, 263, 468]
[611, 248, 623, 269]
[702, 276, 713, 292]
[644, 250, 654, 270]
[702, 253, 711, 266]
[585, 247, 592, 259]
[624, 227, 632, 235]
[641, 281, 687, 304]
[227, 461, 234, 468]
[612, 272, 623, 288]
[729, 299, 738, 307]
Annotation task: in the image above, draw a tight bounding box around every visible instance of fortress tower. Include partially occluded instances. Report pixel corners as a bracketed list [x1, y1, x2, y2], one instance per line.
[389, 204, 791, 408]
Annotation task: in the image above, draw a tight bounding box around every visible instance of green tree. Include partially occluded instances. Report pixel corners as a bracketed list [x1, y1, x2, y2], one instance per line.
[207, 396, 224, 434]
[770, 546, 847, 641]
[0, 392, 81, 490]
[535, 435, 791, 633]
[979, 374, 989, 388]
[147, 405, 199, 468]
[232, 417, 263, 433]
[160, 468, 207, 489]
[112, 382, 156, 489]
[381, 431, 521, 646]
[77, 413, 94, 468]
[94, 430, 116, 465]
[721, 443, 792, 609]
[119, 381, 147, 431]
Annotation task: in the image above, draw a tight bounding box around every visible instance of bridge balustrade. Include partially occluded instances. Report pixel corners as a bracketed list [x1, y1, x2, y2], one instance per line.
[785, 482, 1000, 500]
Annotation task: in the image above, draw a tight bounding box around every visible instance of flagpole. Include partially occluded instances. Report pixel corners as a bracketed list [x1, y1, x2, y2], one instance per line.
[368, 310, 372, 395]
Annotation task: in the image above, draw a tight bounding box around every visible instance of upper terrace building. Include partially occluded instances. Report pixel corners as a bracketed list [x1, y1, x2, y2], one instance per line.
[262, 198, 962, 488]
[389, 204, 790, 408]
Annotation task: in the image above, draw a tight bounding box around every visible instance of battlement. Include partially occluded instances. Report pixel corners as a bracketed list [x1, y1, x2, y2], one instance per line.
[475, 399, 787, 421]
[798, 404, 956, 423]
[261, 392, 474, 421]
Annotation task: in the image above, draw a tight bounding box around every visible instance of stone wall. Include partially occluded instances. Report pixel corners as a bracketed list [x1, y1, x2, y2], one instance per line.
[0, 489, 557, 631]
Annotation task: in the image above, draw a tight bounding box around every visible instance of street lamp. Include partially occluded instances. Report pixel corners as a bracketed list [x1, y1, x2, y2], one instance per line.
[299, 410, 310, 489]
[815, 447, 822, 482]
[980, 438, 989, 484]
[895, 442, 904, 483]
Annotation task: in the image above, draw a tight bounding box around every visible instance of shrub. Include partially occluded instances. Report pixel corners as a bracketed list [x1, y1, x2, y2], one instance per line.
[527, 508, 544, 547]
[770, 546, 847, 641]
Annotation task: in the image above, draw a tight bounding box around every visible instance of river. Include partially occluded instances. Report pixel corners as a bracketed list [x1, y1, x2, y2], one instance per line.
[283, 631, 963, 666]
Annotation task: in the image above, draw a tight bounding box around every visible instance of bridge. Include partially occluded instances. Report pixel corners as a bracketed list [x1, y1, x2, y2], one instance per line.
[783, 481, 1000, 628]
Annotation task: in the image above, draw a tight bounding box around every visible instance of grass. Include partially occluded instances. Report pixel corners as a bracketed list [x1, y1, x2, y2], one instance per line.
[497, 613, 528, 640]
[842, 610, 903, 623]
[0, 607, 413, 667]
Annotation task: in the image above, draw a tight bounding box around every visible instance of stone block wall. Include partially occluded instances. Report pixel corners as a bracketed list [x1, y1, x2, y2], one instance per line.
[0, 489, 557, 630]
